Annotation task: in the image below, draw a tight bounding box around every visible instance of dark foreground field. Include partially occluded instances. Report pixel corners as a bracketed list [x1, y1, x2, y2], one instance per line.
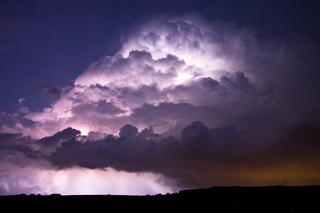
[1, 186, 319, 212]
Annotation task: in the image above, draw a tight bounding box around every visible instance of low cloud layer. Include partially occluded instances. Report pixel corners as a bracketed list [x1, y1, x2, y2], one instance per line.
[0, 15, 320, 194]
[1, 120, 320, 194]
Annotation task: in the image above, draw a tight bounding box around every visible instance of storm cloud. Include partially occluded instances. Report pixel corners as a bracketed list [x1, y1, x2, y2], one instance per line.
[14, 15, 318, 140]
[1, 119, 320, 192]
[0, 14, 320, 194]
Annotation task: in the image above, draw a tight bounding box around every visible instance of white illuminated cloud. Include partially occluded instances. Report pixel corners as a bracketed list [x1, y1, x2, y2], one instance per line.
[0, 164, 174, 195]
[21, 15, 253, 138]
[76, 16, 234, 89]
[46, 167, 173, 195]
[123, 25, 231, 73]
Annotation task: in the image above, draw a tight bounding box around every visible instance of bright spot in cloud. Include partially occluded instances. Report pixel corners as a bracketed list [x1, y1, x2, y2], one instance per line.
[19, 16, 241, 138]
[175, 72, 193, 84]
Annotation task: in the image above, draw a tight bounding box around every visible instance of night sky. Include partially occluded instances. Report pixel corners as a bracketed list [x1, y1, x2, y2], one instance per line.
[0, 0, 320, 195]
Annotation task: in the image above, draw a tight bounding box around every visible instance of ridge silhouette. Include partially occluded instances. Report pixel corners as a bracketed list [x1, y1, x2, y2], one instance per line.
[0, 186, 319, 212]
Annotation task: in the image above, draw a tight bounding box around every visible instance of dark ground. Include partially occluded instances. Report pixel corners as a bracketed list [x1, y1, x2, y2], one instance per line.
[0, 186, 319, 212]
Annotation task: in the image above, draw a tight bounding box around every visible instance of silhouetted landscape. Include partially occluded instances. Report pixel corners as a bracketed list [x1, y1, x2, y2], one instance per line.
[1, 186, 319, 212]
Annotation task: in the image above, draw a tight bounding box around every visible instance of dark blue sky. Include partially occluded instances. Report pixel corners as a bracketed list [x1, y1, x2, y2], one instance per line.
[0, 0, 318, 112]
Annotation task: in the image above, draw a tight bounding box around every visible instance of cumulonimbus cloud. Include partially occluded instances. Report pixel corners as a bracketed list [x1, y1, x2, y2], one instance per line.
[19, 15, 271, 137]
[0, 14, 320, 194]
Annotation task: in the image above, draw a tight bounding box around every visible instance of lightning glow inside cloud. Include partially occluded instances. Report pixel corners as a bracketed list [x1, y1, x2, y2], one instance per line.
[23, 16, 247, 137]
[1, 14, 320, 195]
[0, 163, 172, 195]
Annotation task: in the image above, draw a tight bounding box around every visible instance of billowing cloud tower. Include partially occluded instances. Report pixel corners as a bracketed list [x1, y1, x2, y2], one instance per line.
[1, 15, 320, 195]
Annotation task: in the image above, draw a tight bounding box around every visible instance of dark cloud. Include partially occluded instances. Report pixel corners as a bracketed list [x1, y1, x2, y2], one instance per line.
[130, 102, 223, 135]
[46, 121, 320, 188]
[39, 84, 61, 98]
[220, 72, 255, 92]
[282, 122, 320, 156]
[72, 100, 125, 116]
[181, 121, 210, 142]
[199, 77, 220, 91]
[0, 133, 41, 164]
[119, 124, 138, 140]
[39, 127, 80, 147]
